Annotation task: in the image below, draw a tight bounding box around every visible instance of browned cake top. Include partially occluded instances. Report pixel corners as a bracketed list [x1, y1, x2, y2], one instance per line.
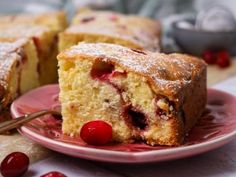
[0, 39, 27, 88]
[65, 10, 160, 51]
[0, 24, 49, 40]
[0, 38, 27, 53]
[58, 43, 206, 102]
[0, 11, 67, 32]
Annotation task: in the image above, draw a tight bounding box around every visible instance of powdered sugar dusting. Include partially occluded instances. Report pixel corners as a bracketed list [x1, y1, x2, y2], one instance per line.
[0, 39, 26, 89]
[0, 24, 49, 39]
[67, 10, 160, 51]
[0, 53, 18, 89]
[0, 39, 27, 52]
[0, 11, 65, 33]
[60, 43, 206, 101]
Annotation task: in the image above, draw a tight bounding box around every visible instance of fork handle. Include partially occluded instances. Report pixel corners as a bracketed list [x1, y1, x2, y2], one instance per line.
[0, 110, 60, 134]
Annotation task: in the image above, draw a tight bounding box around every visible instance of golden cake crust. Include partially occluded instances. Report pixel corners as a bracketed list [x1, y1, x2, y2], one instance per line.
[58, 43, 206, 104]
[0, 39, 29, 82]
[59, 10, 160, 51]
[0, 24, 51, 39]
[0, 11, 67, 32]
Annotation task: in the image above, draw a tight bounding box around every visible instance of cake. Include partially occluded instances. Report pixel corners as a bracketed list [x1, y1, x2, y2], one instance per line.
[0, 39, 39, 110]
[0, 11, 67, 33]
[57, 43, 207, 146]
[0, 12, 67, 85]
[59, 10, 160, 52]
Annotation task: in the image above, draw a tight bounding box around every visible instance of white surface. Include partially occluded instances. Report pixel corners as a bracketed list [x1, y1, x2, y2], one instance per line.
[213, 76, 236, 96]
[25, 155, 123, 177]
[25, 76, 236, 177]
[194, 0, 236, 18]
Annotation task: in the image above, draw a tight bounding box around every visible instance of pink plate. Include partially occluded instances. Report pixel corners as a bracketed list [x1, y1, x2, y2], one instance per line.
[11, 84, 236, 163]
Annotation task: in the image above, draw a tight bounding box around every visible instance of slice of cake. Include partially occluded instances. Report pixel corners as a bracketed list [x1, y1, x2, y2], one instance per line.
[57, 43, 207, 146]
[0, 39, 39, 110]
[59, 10, 160, 52]
[0, 12, 67, 85]
[0, 11, 67, 33]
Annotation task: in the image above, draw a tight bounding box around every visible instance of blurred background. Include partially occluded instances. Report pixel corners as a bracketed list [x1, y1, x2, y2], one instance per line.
[1, 0, 236, 58]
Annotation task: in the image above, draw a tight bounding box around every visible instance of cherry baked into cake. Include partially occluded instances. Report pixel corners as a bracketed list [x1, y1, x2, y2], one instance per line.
[58, 43, 207, 146]
[59, 10, 160, 52]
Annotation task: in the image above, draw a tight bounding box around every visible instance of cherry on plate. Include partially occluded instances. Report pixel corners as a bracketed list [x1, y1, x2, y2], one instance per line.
[109, 14, 119, 21]
[202, 50, 216, 64]
[216, 50, 231, 68]
[0, 152, 29, 177]
[80, 120, 112, 145]
[40, 171, 67, 177]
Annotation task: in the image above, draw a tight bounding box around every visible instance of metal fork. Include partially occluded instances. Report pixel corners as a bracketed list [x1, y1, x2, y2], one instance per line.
[0, 110, 61, 134]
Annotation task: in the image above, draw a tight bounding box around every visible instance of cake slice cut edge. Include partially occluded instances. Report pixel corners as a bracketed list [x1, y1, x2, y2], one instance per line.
[0, 39, 40, 110]
[57, 43, 207, 146]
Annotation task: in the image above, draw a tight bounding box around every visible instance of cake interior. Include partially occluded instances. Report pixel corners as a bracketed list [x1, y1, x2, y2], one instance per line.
[30, 29, 58, 85]
[18, 40, 39, 94]
[1, 57, 19, 108]
[59, 57, 184, 146]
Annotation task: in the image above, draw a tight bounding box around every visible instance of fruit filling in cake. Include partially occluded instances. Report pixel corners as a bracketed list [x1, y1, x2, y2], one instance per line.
[58, 43, 207, 146]
[89, 60, 177, 132]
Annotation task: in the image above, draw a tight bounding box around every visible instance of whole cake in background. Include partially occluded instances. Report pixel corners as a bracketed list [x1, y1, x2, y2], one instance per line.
[59, 9, 161, 52]
[0, 12, 67, 85]
[57, 43, 207, 146]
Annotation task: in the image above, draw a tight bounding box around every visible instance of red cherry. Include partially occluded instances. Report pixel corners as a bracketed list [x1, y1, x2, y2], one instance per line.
[0, 152, 29, 177]
[90, 62, 114, 81]
[81, 17, 95, 23]
[80, 120, 112, 145]
[109, 14, 118, 21]
[40, 171, 67, 177]
[202, 50, 216, 64]
[216, 50, 231, 68]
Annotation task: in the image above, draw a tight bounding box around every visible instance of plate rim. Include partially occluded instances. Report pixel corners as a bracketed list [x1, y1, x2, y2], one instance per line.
[10, 86, 236, 163]
[18, 123, 236, 156]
